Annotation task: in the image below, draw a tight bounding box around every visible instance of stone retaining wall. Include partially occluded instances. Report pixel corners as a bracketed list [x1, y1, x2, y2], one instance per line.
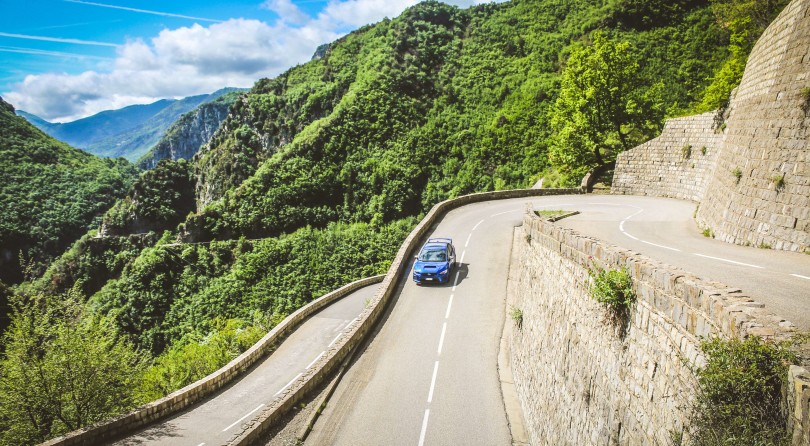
[612, 112, 723, 202]
[696, 0, 810, 252]
[508, 209, 808, 445]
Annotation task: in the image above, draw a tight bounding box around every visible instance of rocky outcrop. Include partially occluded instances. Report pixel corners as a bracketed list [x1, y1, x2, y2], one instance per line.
[138, 100, 233, 170]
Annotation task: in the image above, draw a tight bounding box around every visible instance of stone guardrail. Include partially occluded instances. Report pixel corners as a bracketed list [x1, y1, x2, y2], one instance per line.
[41, 274, 386, 446]
[227, 188, 584, 445]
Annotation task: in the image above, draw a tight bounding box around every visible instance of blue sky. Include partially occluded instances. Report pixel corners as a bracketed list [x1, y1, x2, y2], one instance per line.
[0, 0, 491, 122]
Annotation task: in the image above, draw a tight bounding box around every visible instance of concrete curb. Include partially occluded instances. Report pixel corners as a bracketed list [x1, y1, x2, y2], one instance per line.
[227, 188, 584, 445]
[40, 275, 385, 446]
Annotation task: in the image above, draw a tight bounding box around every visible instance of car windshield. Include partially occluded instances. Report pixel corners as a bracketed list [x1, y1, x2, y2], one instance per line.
[418, 249, 447, 262]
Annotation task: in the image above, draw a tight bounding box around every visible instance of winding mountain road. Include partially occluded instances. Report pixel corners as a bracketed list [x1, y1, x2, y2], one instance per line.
[306, 195, 810, 446]
[112, 284, 380, 446]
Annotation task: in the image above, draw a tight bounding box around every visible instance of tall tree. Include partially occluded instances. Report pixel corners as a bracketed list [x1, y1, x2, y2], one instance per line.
[0, 292, 144, 445]
[550, 32, 663, 187]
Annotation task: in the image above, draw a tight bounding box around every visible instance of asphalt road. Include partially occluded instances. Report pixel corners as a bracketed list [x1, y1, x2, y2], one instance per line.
[111, 283, 380, 446]
[306, 195, 810, 446]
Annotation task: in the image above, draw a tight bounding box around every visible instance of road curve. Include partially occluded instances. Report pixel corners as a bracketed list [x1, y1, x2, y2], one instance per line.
[112, 283, 380, 446]
[306, 195, 810, 446]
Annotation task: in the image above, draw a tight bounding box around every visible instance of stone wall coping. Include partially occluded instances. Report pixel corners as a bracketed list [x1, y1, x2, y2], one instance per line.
[227, 188, 585, 444]
[40, 274, 386, 446]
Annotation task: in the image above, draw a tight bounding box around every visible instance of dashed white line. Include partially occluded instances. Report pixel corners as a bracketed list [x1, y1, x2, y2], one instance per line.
[491, 209, 519, 217]
[418, 409, 431, 446]
[639, 239, 681, 252]
[693, 253, 764, 269]
[274, 373, 303, 397]
[196, 443, 205, 446]
[790, 273, 810, 280]
[327, 333, 342, 348]
[445, 294, 454, 319]
[437, 322, 447, 355]
[306, 351, 325, 370]
[222, 403, 265, 432]
[427, 361, 439, 403]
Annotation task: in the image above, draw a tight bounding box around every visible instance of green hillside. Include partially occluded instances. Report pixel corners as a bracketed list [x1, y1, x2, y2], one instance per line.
[1, 0, 790, 443]
[0, 97, 138, 286]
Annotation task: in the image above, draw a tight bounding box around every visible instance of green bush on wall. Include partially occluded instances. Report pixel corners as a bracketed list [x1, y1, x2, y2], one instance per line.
[589, 266, 636, 309]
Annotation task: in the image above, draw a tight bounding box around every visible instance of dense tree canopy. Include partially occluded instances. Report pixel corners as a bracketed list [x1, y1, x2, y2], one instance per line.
[549, 32, 664, 184]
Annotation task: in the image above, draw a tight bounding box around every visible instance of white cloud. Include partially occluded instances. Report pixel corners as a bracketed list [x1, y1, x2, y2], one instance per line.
[4, 0, 501, 122]
[261, 0, 309, 25]
[5, 18, 337, 121]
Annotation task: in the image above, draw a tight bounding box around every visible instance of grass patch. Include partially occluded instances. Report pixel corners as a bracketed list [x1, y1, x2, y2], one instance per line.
[770, 174, 785, 192]
[535, 209, 572, 220]
[509, 306, 523, 330]
[682, 144, 692, 160]
[702, 227, 715, 238]
[732, 167, 742, 184]
[701, 146, 707, 156]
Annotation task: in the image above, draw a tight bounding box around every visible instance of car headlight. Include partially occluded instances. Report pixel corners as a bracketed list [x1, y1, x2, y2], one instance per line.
[438, 266, 448, 275]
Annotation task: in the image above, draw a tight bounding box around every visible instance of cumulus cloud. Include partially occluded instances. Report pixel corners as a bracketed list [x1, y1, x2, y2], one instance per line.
[4, 0, 499, 122]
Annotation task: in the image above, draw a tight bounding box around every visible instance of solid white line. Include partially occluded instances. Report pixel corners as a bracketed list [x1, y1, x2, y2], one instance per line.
[491, 209, 519, 217]
[427, 361, 439, 403]
[333, 320, 348, 332]
[274, 373, 304, 397]
[465, 232, 472, 248]
[196, 443, 205, 446]
[693, 253, 765, 269]
[471, 219, 485, 231]
[418, 409, 431, 446]
[445, 294, 454, 319]
[306, 351, 326, 370]
[437, 322, 447, 355]
[327, 333, 342, 348]
[222, 403, 265, 432]
[347, 316, 359, 326]
[790, 274, 810, 280]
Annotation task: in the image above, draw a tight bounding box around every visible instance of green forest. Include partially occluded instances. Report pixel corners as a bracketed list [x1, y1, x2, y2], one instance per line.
[0, 0, 790, 444]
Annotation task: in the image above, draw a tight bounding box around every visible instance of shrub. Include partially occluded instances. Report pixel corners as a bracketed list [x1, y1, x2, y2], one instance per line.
[682, 145, 692, 160]
[588, 265, 635, 335]
[770, 174, 785, 192]
[689, 336, 795, 446]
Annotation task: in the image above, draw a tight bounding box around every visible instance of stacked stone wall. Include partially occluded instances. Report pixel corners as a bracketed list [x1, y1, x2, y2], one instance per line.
[612, 112, 723, 202]
[508, 210, 806, 445]
[613, 0, 809, 252]
[695, 0, 810, 252]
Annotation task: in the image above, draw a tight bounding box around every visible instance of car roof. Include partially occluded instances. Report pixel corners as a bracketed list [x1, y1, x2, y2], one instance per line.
[421, 242, 449, 250]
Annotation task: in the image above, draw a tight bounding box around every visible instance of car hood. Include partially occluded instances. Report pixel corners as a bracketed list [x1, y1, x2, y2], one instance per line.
[414, 260, 449, 272]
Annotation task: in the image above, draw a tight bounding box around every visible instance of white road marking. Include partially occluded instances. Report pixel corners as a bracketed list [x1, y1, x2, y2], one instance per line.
[222, 403, 265, 432]
[418, 409, 431, 446]
[638, 239, 681, 252]
[347, 316, 359, 326]
[445, 294, 454, 319]
[471, 219, 485, 231]
[459, 250, 466, 264]
[427, 361, 439, 403]
[274, 373, 304, 397]
[491, 209, 519, 217]
[196, 443, 205, 446]
[465, 232, 472, 248]
[333, 320, 348, 332]
[618, 207, 681, 251]
[693, 253, 764, 269]
[790, 274, 810, 280]
[306, 351, 325, 370]
[327, 333, 342, 348]
[437, 322, 447, 355]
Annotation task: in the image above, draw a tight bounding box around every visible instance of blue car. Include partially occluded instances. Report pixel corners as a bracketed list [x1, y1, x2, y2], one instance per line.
[413, 237, 457, 285]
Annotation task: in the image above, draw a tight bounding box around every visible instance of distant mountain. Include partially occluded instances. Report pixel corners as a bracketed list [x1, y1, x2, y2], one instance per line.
[0, 96, 138, 285]
[137, 90, 241, 170]
[18, 88, 244, 161]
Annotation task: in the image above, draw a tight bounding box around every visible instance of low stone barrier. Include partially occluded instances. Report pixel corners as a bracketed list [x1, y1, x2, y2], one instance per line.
[227, 188, 584, 445]
[41, 275, 385, 446]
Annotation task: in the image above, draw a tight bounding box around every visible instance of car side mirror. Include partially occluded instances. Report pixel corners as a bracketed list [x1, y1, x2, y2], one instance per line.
[414, 256, 419, 260]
